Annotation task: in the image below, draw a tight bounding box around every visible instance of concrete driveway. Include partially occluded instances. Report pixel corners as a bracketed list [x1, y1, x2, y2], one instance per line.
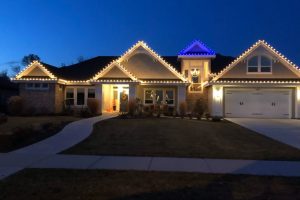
[227, 118, 300, 149]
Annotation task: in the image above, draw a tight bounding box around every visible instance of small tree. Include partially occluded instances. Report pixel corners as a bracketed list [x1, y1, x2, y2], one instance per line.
[22, 54, 40, 66]
[193, 99, 205, 120]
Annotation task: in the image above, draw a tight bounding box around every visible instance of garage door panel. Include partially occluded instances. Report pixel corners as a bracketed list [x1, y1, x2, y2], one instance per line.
[224, 89, 291, 119]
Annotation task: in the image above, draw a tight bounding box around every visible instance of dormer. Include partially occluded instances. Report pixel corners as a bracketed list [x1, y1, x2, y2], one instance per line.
[178, 40, 216, 92]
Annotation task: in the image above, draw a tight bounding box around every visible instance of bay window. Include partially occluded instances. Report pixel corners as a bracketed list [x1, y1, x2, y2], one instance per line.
[76, 88, 85, 105]
[66, 88, 74, 106]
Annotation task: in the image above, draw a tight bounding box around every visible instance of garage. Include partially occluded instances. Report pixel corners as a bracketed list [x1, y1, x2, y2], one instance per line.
[224, 88, 292, 118]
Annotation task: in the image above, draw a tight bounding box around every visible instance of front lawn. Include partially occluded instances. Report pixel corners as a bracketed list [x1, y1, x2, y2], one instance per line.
[0, 116, 80, 152]
[64, 118, 300, 160]
[1, 169, 300, 200]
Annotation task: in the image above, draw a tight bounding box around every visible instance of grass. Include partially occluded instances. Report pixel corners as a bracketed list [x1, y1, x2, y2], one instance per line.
[64, 117, 300, 160]
[0, 116, 80, 152]
[1, 169, 300, 200]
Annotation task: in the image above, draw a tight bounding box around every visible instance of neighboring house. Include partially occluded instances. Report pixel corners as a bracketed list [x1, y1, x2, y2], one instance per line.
[0, 76, 19, 112]
[12, 40, 300, 118]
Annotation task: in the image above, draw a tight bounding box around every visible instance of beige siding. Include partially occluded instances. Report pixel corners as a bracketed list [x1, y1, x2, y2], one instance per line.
[222, 46, 299, 79]
[121, 50, 179, 80]
[102, 66, 130, 78]
[25, 66, 49, 77]
[54, 84, 64, 113]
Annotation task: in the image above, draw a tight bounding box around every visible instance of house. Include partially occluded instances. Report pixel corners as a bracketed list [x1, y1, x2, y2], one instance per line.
[12, 40, 300, 118]
[0, 76, 19, 112]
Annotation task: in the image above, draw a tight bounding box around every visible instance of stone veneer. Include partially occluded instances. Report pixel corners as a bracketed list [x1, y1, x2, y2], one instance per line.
[19, 83, 64, 114]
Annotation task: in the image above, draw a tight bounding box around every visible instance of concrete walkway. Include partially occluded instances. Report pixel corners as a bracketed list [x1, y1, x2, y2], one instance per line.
[0, 112, 117, 180]
[227, 118, 300, 149]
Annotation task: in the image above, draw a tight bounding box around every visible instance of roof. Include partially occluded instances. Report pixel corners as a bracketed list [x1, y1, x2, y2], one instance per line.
[178, 40, 216, 57]
[36, 54, 234, 80]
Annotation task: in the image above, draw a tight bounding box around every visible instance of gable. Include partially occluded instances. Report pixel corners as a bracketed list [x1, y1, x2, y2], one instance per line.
[178, 40, 216, 58]
[16, 61, 56, 79]
[100, 65, 132, 79]
[24, 66, 50, 77]
[213, 40, 300, 80]
[121, 50, 181, 80]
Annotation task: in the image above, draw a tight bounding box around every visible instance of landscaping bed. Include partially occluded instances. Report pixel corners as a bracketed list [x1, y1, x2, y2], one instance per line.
[64, 117, 300, 160]
[0, 116, 80, 152]
[1, 169, 300, 200]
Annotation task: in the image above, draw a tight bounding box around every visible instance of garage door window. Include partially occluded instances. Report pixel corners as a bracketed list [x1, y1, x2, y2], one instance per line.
[247, 55, 272, 74]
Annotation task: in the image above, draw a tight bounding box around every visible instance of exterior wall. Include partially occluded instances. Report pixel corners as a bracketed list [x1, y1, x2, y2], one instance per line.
[19, 83, 56, 114]
[121, 50, 179, 79]
[181, 58, 211, 82]
[54, 84, 64, 113]
[210, 85, 224, 117]
[102, 66, 130, 78]
[25, 66, 49, 77]
[296, 86, 300, 118]
[222, 47, 299, 79]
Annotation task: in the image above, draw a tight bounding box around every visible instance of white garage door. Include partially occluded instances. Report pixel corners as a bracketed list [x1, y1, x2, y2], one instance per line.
[224, 89, 292, 118]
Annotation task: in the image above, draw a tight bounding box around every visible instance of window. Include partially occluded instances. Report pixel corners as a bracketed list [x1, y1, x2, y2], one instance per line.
[192, 76, 199, 83]
[77, 88, 85, 105]
[155, 90, 163, 104]
[144, 89, 175, 105]
[145, 90, 154, 104]
[66, 88, 74, 106]
[88, 88, 95, 98]
[165, 90, 174, 105]
[26, 83, 49, 90]
[247, 55, 272, 73]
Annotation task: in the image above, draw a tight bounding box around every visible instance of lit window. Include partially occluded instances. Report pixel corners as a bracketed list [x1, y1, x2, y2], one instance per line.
[145, 90, 154, 104]
[77, 88, 85, 105]
[165, 90, 174, 105]
[155, 90, 163, 104]
[247, 55, 272, 73]
[88, 88, 95, 98]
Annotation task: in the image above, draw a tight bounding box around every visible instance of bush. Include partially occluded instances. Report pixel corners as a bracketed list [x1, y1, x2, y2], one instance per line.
[87, 99, 99, 115]
[128, 100, 136, 117]
[212, 116, 222, 122]
[154, 104, 161, 118]
[162, 104, 169, 116]
[7, 96, 23, 116]
[179, 102, 187, 118]
[193, 99, 205, 120]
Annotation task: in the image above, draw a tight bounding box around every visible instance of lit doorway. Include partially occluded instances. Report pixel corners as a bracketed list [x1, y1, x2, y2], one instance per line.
[102, 84, 129, 112]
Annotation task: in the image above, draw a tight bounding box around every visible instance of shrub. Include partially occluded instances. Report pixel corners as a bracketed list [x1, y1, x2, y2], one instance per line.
[212, 116, 222, 122]
[193, 99, 205, 120]
[79, 108, 92, 118]
[87, 99, 99, 115]
[154, 104, 161, 118]
[128, 100, 136, 117]
[179, 102, 187, 118]
[7, 96, 23, 116]
[162, 104, 169, 116]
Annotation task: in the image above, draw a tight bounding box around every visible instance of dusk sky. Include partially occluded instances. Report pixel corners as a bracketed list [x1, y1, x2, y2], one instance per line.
[1, 0, 300, 75]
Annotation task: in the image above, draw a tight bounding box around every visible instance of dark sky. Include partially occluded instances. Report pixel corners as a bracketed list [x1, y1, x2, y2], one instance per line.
[1, 0, 300, 74]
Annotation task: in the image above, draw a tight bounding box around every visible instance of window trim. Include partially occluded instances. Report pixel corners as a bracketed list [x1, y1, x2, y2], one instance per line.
[65, 87, 96, 107]
[247, 55, 272, 74]
[143, 88, 175, 106]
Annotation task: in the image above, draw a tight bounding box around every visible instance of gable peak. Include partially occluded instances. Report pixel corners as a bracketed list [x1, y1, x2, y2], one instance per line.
[178, 39, 216, 58]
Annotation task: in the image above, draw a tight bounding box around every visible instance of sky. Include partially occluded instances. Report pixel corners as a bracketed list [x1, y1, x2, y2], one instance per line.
[0, 0, 300, 75]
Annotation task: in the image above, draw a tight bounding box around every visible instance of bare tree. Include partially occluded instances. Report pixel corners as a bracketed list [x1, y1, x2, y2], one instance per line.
[22, 54, 40, 66]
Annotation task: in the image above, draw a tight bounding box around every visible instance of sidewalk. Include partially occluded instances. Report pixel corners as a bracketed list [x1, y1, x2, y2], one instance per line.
[0, 113, 117, 180]
[2, 153, 300, 178]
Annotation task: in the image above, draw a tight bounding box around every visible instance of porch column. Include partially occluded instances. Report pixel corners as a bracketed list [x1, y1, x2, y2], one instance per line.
[177, 85, 186, 112]
[129, 83, 137, 102]
[296, 86, 300, 119]
[211, 85, 223, 117]
[95, 84, 102, 114]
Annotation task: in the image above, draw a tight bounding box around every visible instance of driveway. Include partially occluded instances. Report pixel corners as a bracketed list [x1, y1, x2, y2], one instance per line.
[227, 118, 300, 149]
